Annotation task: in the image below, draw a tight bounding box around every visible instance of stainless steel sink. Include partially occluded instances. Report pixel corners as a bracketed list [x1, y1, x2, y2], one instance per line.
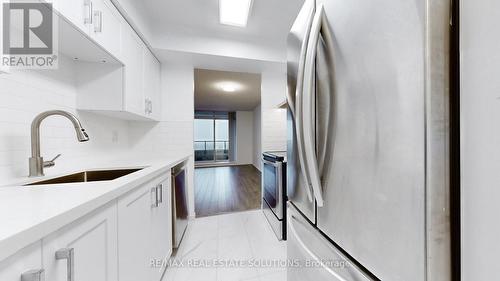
[24, 168, 144, 186]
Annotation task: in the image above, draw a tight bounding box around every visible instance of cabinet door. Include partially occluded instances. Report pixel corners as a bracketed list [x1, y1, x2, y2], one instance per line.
[90, 0, 121, 57]
[0, 242, 43, 281]
[150, 175, 172, 281]
[55, 0, 92, 34]
[43, 203, 118, 281]
[122, 24, 144, 116]
[118, 183, 155, 281]
[143, 48, 161, 121]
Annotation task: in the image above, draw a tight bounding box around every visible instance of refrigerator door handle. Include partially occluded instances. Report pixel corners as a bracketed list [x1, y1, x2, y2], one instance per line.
[294, 1, 316, 203]
[289, 213, 348, 281]
[302, 5, 328, 207]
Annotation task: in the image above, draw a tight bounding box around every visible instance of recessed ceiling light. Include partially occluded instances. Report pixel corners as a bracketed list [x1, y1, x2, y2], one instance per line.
[221, 84, 236, 92]
[219, 0, 253, 27]
[215, 81, 243, 93]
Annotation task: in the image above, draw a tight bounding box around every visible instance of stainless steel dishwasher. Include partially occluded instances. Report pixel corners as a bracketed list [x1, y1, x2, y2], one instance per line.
[172, 162, 188, 248]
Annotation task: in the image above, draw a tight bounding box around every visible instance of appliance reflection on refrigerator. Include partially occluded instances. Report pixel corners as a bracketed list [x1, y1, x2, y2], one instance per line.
[262, 151, 288, 241]
[286, 0, 452, 280]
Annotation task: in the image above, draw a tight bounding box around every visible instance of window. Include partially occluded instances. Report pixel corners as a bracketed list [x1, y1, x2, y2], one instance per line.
[194, 111, 233, 162]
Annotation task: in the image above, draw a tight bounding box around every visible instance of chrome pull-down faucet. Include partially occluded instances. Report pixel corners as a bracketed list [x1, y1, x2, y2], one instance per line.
[29, 110, 89, 177]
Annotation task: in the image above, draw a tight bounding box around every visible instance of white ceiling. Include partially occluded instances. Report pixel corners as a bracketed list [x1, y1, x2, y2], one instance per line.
[144, 0, 303, 41]
[139, 0, 304, 63]
[155, 49, 286, 73]
[194, 69, 261, 111]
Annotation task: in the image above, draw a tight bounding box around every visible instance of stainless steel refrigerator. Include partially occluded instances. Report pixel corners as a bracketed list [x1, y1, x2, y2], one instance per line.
[286, 0, 452, 280]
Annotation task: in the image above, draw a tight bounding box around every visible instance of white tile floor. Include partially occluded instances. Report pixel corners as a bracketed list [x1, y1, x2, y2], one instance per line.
[164, 210, 287, 281]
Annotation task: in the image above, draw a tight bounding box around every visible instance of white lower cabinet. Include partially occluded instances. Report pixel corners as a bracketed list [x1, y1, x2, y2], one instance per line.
[42, 202, 118, 281]
[118, 174, 172, 281]
[0, 174, 173, 281]
[118, 182, 154, 281]
[150, 176, 173, 281]
[0, 241, 43, 281]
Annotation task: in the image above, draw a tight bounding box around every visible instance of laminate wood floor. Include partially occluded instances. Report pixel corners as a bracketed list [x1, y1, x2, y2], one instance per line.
[195, 165, 262, 217]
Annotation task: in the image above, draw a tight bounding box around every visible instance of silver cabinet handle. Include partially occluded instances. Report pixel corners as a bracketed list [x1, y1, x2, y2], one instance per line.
[21, 269, 45, 281]
[84, 0, 93, 24]
[302, 5, 331, 207]
[157, 184, 163, 204]
[151, 187, 159, 208]
[93, 10, 103, 33]
[55, 248, 74, 281]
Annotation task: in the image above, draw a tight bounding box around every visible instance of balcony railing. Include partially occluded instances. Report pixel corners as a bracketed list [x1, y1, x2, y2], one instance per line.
[194, 141, 229, 162]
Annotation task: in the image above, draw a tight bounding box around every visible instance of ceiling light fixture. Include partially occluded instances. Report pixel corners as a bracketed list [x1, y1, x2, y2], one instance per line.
[219, 0, 253, 27]
[215, 81, 242, 93]
[221, 84, 236, 92]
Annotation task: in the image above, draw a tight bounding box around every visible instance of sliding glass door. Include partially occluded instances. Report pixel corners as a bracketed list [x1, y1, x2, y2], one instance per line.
[194, 111, 232, 163]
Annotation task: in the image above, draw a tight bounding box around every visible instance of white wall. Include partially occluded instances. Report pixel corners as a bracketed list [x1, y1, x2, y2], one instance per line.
[128, 63, 196, 217]
[461, 1, 500, 279]
[253, 105, 262, 171]
[261, 71, 287, 152]
[235, 111, 254, 165]
[0, 56, 130, 183]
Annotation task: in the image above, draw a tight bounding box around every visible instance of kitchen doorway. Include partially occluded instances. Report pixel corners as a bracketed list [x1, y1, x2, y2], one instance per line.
[194, 111, 232, 164]
[193, 68, 262, 217]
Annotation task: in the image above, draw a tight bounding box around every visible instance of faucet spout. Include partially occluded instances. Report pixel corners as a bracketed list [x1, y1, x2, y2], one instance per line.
[29, 110, 89, 177]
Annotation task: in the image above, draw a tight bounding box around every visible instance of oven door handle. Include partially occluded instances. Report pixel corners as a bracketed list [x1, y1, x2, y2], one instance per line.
[262, 158, 281, 168]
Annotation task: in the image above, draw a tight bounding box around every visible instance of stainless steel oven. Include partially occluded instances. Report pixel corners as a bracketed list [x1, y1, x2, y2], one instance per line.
[262, 151, 287, 240]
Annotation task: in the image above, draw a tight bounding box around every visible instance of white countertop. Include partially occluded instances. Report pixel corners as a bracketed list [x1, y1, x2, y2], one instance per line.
[0, 154, 191, 262]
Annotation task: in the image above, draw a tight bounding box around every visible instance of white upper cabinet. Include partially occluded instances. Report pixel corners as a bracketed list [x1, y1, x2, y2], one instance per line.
[90, 0, 122, 58]
[53, 0, 93, 35]
[52, 0, 162, 121]
[143, 47, 162, 120]
[53, 0, 121, 57]
[122, 25, 145, 116]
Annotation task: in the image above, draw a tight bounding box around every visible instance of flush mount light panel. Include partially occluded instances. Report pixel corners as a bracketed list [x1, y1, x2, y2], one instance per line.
[219, 0, 253, 27]
[214, 81, 244, 93]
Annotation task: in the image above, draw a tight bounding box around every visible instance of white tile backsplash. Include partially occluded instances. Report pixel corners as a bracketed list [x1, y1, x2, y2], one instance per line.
[0, 57, 194, 185]
[261, 71, 287, 152]
[0, 57, 131, 183]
